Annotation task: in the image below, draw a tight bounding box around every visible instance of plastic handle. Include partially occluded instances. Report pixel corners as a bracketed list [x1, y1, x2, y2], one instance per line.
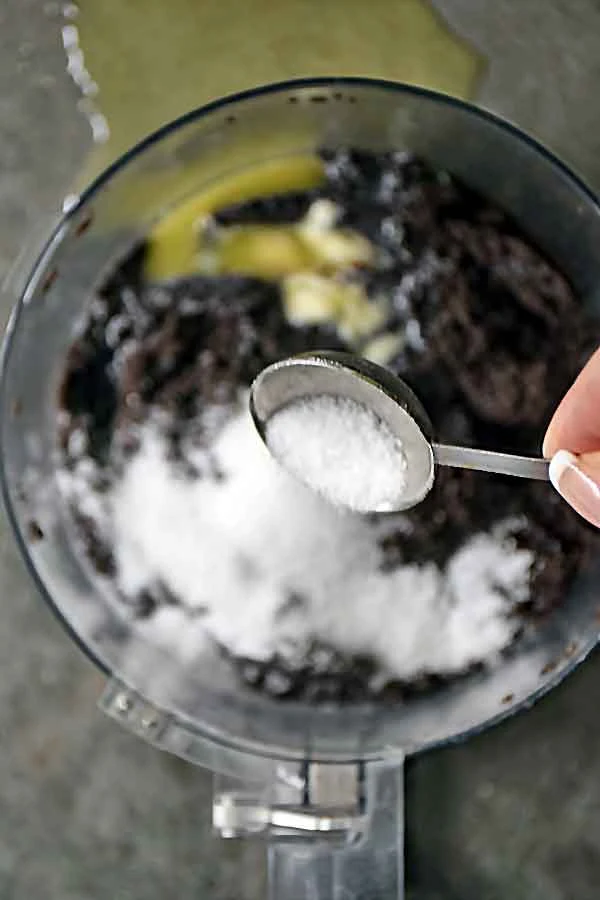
[267, 760, 405, 900]
[432, 442, 549, 481]
[99, 680, 405, 898]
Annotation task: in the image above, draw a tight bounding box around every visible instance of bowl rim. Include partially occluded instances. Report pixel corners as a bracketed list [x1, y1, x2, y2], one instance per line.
[2, 75, 600, 764]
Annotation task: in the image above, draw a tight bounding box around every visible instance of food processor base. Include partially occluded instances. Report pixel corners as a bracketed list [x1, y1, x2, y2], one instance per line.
[102, 676, 405, 900]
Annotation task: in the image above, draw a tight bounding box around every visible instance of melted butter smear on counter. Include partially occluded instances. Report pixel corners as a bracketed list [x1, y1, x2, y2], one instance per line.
[73, 0, 482, 178]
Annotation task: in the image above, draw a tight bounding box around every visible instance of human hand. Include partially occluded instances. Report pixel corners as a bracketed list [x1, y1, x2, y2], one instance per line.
[544, 347, 600, 527]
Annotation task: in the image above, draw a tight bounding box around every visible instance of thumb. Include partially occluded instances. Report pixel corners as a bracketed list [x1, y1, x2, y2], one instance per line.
[544, 347, 600, 528]
[549, 450, 600, 529]
[543, 346, 600, 458]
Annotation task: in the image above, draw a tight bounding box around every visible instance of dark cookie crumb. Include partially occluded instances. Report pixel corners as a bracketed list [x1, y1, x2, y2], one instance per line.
[541, 660, 558, 676]
[214, 190, 318, 226]
[125, 580, 179, 620]
[56, 149, 600, 704]
[233, 643, 485, 704]
[563, 641, 579, 659]
[70, 507, 115, 577]
[26, 519, 44, 542]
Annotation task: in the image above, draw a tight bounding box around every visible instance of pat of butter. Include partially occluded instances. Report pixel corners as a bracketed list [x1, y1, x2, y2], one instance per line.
[283, 273, 387, 341]
[362, 332, 403, 365]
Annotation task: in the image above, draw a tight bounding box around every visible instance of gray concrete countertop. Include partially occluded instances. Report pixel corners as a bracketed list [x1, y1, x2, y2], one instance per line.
[1, 1, 600, 898]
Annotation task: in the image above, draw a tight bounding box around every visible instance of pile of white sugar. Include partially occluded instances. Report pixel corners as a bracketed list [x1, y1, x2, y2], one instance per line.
[265, 394, 408, 513]
[59, 402, 534, 686]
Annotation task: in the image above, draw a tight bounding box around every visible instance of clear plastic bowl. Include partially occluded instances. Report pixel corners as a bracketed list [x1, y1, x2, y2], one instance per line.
[2, 78, 600, 764]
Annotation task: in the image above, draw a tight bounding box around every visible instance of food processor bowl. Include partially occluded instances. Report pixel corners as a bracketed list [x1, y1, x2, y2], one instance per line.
[3, 78, 600, 899]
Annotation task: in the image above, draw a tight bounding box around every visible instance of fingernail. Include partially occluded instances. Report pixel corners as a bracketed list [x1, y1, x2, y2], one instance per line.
[549, 450, 600, 528]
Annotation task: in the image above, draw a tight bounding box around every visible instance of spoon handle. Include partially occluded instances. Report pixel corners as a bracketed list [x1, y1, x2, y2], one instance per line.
[432, 442, 549, 481]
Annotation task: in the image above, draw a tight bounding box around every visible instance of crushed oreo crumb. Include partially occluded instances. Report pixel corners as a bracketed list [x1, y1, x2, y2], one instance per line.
[56, 149, 600, 703]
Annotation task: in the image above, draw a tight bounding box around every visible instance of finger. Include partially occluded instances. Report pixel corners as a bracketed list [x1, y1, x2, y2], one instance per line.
[549, 450, 600, 528]
[543, 346, 600, 457]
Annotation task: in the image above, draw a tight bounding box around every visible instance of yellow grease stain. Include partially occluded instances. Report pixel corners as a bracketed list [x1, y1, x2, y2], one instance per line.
[76, 0, 483, 181]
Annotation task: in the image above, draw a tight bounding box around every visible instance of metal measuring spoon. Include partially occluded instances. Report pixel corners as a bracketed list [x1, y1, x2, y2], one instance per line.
[250, 350, 549, 513]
